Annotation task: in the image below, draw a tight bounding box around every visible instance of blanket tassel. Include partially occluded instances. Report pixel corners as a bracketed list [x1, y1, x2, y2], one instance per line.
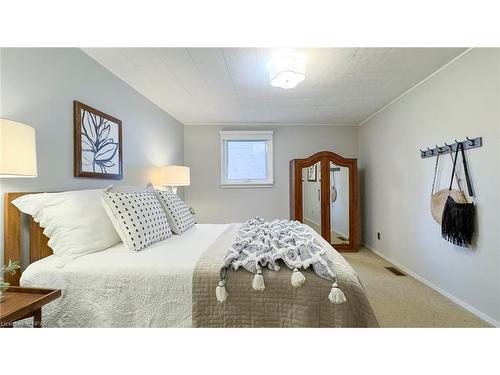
[328, 282, 346, 304]
[291, 268, 306, 288]
[216, 281, 228, 303]
[252, 270, 265, 291]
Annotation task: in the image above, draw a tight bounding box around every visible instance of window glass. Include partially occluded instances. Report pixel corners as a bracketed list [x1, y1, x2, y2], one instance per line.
[227, 140, 267, 180]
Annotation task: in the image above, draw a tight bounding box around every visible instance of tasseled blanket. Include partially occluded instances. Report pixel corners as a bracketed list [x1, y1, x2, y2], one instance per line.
[216, 217, 346, 305]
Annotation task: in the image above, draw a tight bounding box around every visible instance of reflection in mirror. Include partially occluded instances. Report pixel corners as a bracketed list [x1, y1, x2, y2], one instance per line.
[330, 162, 349, 245]
[302, 161, 321, 236]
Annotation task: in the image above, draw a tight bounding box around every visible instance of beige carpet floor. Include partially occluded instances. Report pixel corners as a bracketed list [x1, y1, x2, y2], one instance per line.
[343, 248, 492, 327]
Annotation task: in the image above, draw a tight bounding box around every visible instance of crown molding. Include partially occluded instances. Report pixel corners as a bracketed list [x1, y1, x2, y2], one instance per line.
[183, 122, 358, 127]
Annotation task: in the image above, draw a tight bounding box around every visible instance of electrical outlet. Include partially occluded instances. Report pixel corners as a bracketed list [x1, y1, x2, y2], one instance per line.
[377, 232, 381, 240]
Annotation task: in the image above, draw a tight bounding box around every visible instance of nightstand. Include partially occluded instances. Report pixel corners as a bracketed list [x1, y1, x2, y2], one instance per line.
[0, 286, 61, 328]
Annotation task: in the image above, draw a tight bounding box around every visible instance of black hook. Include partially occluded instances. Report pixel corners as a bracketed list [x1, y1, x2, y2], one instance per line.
[466, 136, 474, 146]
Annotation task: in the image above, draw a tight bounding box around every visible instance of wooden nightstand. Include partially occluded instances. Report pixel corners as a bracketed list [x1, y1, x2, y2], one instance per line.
[0, 286, 61, 328]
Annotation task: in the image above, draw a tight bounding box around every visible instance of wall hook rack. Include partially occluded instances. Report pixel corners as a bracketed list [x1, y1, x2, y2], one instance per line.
[420, 137, 482, 159]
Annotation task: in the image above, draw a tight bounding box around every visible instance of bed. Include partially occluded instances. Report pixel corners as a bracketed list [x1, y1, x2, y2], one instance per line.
[4, 192, 378, 328]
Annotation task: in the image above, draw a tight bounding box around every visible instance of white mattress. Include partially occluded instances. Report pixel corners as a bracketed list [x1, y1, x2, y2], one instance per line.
[20, 224, 230, 327]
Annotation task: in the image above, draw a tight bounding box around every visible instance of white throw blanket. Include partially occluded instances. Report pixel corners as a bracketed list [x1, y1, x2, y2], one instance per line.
[216, 217, 346, 304]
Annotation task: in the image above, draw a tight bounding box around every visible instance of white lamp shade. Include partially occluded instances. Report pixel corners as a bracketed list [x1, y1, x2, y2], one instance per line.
[0, 118, 37, 177]
[159, 165, 190, 186]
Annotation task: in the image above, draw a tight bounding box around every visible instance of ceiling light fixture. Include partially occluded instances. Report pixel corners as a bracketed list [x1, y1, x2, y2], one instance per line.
[268, 51, 306, 89]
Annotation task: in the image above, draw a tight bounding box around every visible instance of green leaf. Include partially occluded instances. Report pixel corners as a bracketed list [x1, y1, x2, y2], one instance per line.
[1, 260, 20, 276]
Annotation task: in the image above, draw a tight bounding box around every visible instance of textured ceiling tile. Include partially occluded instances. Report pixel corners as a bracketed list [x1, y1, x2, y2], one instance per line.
[222, 48, 257, 63]
[144, 65, 181, 90]
[153, 48, 192, 65]
[82, 47, 467, 125]
[226, 61, 267, 90]
[167, 63, 209, 95]
[187, 48, 225, 64]
[196, 62, 234, 92]
[118, 48, 162, 68]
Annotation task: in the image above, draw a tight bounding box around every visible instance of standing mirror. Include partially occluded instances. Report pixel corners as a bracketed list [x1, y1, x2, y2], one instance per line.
[301, 161, 322, 236]
[330, 162, 350, 245]
[290, 151, 358, 252]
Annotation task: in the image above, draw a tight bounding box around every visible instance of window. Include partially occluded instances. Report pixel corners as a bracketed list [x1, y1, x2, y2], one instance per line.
[220, 131, 274, 187]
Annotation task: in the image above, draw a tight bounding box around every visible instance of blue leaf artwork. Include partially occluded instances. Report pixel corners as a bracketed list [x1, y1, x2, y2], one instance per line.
[80, 108, 120, 175]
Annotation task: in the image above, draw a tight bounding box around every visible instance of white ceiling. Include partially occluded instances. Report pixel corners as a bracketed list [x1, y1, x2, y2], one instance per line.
[82, 48, 466, 125]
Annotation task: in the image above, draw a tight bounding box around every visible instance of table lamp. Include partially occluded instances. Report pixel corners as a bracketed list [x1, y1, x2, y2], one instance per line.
[0, 118, 37, 178]
[159, 165, 190, 194]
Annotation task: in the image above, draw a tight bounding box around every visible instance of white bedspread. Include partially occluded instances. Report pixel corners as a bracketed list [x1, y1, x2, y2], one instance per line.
[20, 224, 230, 327]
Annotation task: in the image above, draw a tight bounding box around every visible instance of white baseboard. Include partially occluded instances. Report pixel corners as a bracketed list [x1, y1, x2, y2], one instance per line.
[303, 217, 319, 227]
[362, 243, 499, 328]
[332, 228, 348, 239]
[303, 217, 348, 238]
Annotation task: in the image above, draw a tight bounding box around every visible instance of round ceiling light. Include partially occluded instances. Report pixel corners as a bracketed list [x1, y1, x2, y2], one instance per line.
[268, 51, 306, 89]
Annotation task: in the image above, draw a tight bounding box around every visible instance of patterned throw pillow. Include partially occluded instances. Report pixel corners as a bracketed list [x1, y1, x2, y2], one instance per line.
[102, 190, 172, 251]
[154, 190, 195, 234]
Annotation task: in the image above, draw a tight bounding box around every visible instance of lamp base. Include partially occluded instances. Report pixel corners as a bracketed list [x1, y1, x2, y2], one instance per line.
[170, 186, 178, 194]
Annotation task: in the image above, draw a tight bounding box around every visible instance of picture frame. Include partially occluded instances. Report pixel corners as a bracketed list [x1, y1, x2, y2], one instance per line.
[307, 164, 317, 181]
[74, 101, 123, 180]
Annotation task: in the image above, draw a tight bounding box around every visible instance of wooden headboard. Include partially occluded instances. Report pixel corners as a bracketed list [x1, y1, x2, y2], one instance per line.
[3, 192, 52, 286]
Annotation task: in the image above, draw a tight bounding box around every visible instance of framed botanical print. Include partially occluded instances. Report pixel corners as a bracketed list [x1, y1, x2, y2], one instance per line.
[74, 101, 123, 179]
[307, 164, 317, 181]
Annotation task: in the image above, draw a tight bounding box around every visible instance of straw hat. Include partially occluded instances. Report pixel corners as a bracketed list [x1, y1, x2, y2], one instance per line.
[431, 189, 468, 224]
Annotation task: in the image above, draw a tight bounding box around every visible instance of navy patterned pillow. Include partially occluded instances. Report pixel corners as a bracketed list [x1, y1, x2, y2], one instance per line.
[102, 190, 172, 251]
[154, 190, 195, 234]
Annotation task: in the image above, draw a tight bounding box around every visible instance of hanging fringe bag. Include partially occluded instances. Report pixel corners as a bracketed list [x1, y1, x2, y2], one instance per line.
[441, 142, 475, 247]
[430, 150, 468, 224]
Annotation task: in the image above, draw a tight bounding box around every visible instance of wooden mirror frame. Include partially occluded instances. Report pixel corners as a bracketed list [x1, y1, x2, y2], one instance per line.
[290, 151, 358, 252]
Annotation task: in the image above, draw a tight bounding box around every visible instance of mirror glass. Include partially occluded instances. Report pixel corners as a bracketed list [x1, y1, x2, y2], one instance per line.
[301, 161, 321, 236]
[330, 162, 350, 245]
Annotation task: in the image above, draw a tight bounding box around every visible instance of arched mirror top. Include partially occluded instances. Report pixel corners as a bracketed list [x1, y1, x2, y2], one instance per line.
[293, 151, 357, 168]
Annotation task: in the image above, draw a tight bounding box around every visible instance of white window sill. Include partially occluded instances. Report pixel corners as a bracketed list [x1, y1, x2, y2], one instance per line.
[220, 184, 274, 189]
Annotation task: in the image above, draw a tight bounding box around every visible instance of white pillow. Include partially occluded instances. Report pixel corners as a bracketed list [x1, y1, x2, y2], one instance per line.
[101, 190, 172, 251]
[12, 189, 121, 263]
[154, 190, 195, 234]
[101, 184, 155, 245]
[105, 183, 155, 193]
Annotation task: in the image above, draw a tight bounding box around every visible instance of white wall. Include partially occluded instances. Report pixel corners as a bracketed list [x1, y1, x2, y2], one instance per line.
[359, 48, 500, 325]
[0, 48, 184, 260]
[184, 125, 358, 223]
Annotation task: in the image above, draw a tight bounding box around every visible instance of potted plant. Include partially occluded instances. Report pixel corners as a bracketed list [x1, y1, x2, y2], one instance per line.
[0, 260, 21, 302]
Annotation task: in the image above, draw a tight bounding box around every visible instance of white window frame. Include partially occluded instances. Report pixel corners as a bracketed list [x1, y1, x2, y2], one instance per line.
[220, 130, 274, 188]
